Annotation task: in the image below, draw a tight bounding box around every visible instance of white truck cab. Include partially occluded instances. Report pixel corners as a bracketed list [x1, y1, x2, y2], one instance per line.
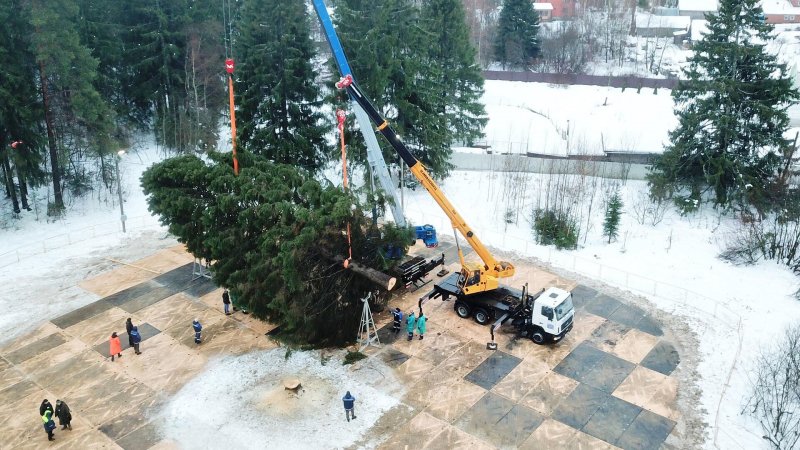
[528, 287, 575, 344]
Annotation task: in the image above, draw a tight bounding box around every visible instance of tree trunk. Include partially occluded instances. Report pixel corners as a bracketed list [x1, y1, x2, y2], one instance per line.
[1, 150, 21, 214]
[321, 249, 397, 291]
[346, 258, 397, 291]
[17, 167, 29, 211]
[39, 61, 64, 211]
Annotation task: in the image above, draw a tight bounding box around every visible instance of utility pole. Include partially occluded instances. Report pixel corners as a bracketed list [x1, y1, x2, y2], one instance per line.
[115, 150, 126, 233]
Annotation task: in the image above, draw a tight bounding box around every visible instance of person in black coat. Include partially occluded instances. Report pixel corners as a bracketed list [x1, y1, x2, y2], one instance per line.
[39, 399, 53, 417]
[222, 289, 231, 315]
[125, 318, 134, 347]
[54, 399, 72, 430]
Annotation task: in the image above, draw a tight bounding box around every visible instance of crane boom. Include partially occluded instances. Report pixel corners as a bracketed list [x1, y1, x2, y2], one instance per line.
[336, 74, 514, 294]
[311, 0, 406, 228]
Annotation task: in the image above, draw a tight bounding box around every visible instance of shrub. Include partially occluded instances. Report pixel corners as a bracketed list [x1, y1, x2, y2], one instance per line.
[531, 208, 579, 250]
[343, 351, 366, 365]
[744, 325, 800, 450]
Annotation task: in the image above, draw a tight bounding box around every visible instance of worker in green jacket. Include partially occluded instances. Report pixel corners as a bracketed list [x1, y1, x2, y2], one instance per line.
[406, 311, 416, 341]
[417, 313, 427, 340]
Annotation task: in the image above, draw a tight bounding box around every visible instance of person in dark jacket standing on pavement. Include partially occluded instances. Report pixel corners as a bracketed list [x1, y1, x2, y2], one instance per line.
[342, 391, 356, 421]
[54, 400, 72, 430]
[125, 318, 134, 347]
[391, 308, 403, 333]
[39, 399, 53, 417]
[222, 289, 231, 315]
[130, 326, 142, 355]
[192, 319, 202, 344]
[42, 410, 56, 441]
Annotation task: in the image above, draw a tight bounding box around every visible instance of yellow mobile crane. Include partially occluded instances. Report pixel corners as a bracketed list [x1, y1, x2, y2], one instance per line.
[335, 75, 512, 296]
[335, 75, 575, 345]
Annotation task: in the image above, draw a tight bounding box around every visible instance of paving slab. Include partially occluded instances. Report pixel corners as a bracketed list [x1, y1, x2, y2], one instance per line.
[424, 378, 486, 423]
[582, 394, 642, 445]
[583, 294, 623, 319]
[80, 265, 159, 298]
[569, 285, 599, 310]
[150, 262, 195, 290]
[115, 422, 164, 450]
[103, 281, 164, 307]
[394, 356, 434, 385]
[0, 379, 40, 406]
[4, 332, 67, 364]
[634, 315, 663, 336]
[491, 358, 550, 402]
[553, 341, 606, 380]
[118, 286, 182, 314]
[519, 418, 579, 450]
[0, 366, 25, 391]
[130, 249, 194, 274]
[607, 329, 660, 364]
[640, 341, 680, 376]
[588, 320, 632, 353]
[455, 392, 517, 448]
[608, 304, 647, 329]
[579, 352, 636, 394]
[417, 330, 468, 366]
[51, 300, 114, 329]
[520, 371, 579, 416]
[465, 351, 522, 390]
[551, 383, 608, 429]
[380, 348, 410, 368]
[182, 278, 219, 298]
[616, 409, 676, 450]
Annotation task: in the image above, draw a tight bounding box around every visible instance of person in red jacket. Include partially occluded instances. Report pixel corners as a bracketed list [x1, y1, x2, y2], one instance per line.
[109, 332, 122, 361]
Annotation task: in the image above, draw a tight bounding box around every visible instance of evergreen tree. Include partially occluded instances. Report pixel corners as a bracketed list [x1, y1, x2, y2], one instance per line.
[236, 0, 327, 172]
[649, 0, 799, 210]
[494, 0, 541, 69]
[142, 152, 413, 345]
[334, 0, 463, 177]
[603, 191, 623, 243]
[0, 0, 46, 213]
[29, 0, 118, 213]
[421, 0, 487, 155]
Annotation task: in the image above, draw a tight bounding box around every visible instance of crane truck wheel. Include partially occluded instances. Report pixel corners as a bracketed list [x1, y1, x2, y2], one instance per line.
[474, 308, 490, 325]
[531, 331, 546, 345]
[455, 302, 471, 318]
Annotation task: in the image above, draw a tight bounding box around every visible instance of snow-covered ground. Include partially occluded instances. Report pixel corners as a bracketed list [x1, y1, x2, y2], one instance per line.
[481, 80, 678, 156]
[2, 79, 799, 449]
[158, 349, 402, 450]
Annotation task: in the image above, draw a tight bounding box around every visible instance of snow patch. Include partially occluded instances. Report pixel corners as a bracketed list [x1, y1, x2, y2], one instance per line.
[157, 349, 403, 450]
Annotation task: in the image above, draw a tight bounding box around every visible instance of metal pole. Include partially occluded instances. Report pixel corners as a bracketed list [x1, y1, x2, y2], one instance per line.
[115, 153, 126, 233]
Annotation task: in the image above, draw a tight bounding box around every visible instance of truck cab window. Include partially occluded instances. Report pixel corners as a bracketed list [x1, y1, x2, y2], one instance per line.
[541, 306, 554, 321]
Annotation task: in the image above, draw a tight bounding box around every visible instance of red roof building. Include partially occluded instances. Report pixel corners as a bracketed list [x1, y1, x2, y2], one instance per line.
[534, 0, 577, 18]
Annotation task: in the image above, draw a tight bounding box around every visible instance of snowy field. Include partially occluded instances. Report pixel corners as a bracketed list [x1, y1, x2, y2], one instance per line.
[2, 78, 799, 449]
[481, 80, 678, 156]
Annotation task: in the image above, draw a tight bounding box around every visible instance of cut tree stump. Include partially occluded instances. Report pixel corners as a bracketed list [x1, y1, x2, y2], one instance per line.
[284, 378, 302, 391]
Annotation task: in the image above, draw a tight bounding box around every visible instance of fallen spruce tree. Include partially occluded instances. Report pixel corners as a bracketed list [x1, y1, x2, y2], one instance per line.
[141, 152, 412, 345]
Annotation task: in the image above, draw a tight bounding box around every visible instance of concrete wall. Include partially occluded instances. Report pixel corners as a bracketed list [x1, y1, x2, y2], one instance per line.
[449, 152, 652, 180]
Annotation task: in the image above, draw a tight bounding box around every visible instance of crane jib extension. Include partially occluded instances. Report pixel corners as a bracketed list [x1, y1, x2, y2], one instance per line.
[335, 75, 513, 280]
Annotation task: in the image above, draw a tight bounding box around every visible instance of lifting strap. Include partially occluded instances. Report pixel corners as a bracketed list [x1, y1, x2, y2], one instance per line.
[337, 109, 353, 267]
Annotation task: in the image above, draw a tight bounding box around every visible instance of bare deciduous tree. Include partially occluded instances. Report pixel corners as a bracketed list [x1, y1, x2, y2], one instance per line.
[744, 325, 800, 450]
